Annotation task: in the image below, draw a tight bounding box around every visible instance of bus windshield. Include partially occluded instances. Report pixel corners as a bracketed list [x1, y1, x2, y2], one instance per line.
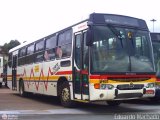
[91, 25, 154, 73]
[153, 41, 160, 75]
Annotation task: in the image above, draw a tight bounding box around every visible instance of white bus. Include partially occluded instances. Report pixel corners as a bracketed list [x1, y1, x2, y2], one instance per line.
[7, 13, 156, 107]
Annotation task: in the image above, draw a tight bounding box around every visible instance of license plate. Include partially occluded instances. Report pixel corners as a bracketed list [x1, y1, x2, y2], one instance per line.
[146, 90, 154, 94]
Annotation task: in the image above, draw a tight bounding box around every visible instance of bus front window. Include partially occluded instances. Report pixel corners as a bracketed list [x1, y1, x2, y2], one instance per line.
[130, 31, 154, 72]
[91, 26, 154, 73]
[153, 42, 160, 76]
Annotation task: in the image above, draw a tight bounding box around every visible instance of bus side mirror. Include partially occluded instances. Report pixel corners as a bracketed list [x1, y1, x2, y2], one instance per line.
[86, 27, 93, 46]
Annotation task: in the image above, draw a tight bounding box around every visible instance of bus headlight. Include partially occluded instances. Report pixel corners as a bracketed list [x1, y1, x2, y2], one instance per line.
[100, 84, 114, 90]
[146, 83, 155, 88]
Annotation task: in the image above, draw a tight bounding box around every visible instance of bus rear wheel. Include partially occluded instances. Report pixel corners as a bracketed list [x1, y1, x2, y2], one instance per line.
[60, 82, 75, 107]
[106, 101, 121, 106]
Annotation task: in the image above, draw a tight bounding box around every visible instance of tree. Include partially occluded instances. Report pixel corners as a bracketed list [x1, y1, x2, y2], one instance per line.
[2, 40, 20, 55]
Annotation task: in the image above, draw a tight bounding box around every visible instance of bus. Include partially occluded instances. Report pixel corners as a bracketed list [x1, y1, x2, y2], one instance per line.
[0, 57, 3, 87]
[151, 33, 160, 99]
[7, 13, 156, 107]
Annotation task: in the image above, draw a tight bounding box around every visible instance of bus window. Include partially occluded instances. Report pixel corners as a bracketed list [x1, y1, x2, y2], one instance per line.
[19, 47, 26, 57]
[8, 53, 12, 68]
[58, 44, 72, 58]
[45, 35, 57, 61]
[18, 47, 26, 66]
[27, 44, 34, 55]
[46, 36, 56, 49]
[75, 34, 81, 69]
[26, 44, 35, 64]
[57, 30, 72, 59]
[35, 40, 44, 52]
[35, 40, 45, 63]
[58, 30, 72, 46]
[83, 32, 89, 70]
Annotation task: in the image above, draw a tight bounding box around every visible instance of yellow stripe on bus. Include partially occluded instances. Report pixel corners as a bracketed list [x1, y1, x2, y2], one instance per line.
[8, 75, 70, 81]
[89, 78, 156, 84]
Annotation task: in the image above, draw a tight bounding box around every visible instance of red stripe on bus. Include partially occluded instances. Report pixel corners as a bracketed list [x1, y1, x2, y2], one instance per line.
[157, 78, 160, 81]
[90, 75, 156, 79]
[55, 71, 72, 75]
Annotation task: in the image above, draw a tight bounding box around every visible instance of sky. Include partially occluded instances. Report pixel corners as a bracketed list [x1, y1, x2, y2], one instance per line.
[0, 0, 160, 45]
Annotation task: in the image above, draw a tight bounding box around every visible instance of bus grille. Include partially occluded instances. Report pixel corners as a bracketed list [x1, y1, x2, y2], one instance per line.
[117, 84, 144, 90]
[115, 93, 143, 99]
[108, 77, 150, 82]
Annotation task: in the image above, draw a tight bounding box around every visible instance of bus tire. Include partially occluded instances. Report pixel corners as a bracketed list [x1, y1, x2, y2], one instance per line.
[0, 83, 2, 88]
[106, 101, 121, 106]
[19, 80, 27, 97]
[60, 81, 75, 107]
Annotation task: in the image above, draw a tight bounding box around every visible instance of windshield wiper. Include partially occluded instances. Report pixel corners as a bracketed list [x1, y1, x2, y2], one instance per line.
[130, 28, 138, 47]
[107, 24, 123, 48]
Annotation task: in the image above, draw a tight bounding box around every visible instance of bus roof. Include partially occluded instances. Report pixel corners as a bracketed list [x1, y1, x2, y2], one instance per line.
[9, 40, 34, 53]
[9, 20, 88, 53]
[9, 13, 148, 53]
[88, 13, 148, 29]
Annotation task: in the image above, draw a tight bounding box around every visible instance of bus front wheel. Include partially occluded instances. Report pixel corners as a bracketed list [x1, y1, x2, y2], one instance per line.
[106, 101, 121, 106]
[60, 82, 75, 107]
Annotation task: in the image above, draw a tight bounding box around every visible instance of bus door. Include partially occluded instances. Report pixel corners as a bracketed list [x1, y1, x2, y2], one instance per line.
[12, 55, 17, 90]
[73, 31, 89, 101]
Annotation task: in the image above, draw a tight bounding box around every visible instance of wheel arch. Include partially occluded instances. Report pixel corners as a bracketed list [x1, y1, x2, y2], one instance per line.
[57, 76, 69, 96]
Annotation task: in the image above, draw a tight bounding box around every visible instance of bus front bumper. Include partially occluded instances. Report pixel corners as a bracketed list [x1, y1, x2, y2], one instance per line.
[90, 86, 155, 101]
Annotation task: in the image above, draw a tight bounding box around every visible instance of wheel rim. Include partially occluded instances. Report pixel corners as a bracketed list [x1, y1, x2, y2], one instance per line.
[62, 88, 70, 102]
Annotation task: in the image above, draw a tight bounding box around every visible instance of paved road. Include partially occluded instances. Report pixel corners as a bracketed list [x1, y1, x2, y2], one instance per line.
[0, 87, 160, 120]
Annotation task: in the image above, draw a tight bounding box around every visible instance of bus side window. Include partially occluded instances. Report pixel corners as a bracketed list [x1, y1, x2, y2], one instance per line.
[56, 46, 63, 59]
[35, 40, 45, 63]
[26, 43, 35, 64]
[18, 47, 26, 66]
[57, 29, 72, 59]
[45, 35, 57, 61]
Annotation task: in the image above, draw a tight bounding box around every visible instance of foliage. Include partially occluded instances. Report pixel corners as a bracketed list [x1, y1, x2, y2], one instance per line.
[2, 40, 20, 55]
